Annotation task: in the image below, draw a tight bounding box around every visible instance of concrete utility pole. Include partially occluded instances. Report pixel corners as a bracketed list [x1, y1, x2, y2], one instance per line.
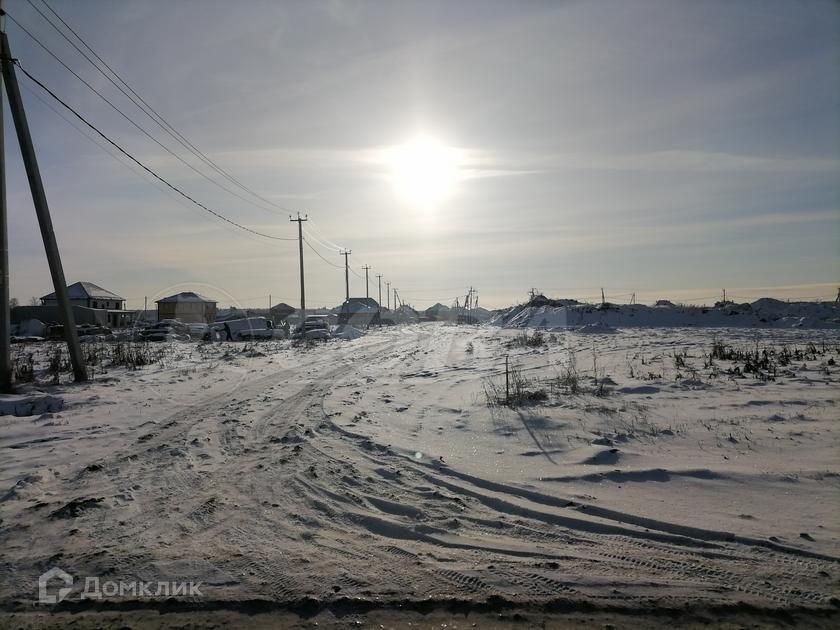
[340, 250, 351, 301]
[386, 281, 390, 310]
[375, 274, 382, 318]
[1, 31, 87, 382]
[0, 0, 9, 392]
[290, 213, 308, 323]
[361, 265, 371, 299]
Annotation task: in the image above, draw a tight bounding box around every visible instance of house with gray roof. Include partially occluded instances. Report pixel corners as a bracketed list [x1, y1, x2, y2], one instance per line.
[41, 281, 125, 311]
[34, 281, 135, 328]
[156, 292, 217, 324]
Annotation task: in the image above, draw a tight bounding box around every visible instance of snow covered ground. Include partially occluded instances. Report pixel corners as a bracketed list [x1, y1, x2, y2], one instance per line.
[1, 324, 838, 626]
[492, 297, 840, 330]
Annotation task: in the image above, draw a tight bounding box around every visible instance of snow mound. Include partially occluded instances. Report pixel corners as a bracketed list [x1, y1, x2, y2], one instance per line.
[492, 298, 839, 330]
[0, 394, 64, 417]
[332, 325, 366, 340]
[576, 322, 617, 334]
[12, 319, 46, 337]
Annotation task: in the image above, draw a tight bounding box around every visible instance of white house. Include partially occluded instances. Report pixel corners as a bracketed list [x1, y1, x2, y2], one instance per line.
[41, 281, 125, 311]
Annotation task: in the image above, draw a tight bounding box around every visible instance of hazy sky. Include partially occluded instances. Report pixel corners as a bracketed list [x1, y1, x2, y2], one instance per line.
[4, 0, 839, 309]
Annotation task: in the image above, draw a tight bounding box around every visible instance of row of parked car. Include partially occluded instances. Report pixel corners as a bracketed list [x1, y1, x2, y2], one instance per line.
[138, 315, 332, 342]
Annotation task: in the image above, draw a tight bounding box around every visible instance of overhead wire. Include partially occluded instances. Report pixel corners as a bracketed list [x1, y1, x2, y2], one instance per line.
[305, 216, 346, 251]
[18, 80, 268, 245]
[17, 87, 256, 248]
[303, 237, 343, 269]
[4, 7, 294, 217]
[32, 0, 296, 215]
[8, 5, 387, 289]
[302, 227, 343, 255]
[23, 89, 288, 248]
[13, 60, 296, 241]
[33, 0, 299, 216]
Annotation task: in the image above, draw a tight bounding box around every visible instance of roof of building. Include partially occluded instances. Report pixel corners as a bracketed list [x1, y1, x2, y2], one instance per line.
[156, 292, 217, 304]
[41, 281, 124, 301]
[269, 302, 296, 316]
[340, 297, 379, 312]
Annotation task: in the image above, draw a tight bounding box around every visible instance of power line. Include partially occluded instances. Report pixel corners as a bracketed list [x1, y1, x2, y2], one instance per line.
[31, 0, 297, 216]
[12, 60, 295, 241]
[32, 0, 293, 215]
[4, 7, 294, 217]
[19, 78, 274, 246]
[305, 216, 345, 251]
[14, 5, 372, 270]
[8, 6, 384, 295]
[303, 237, 343, 268]
[302, 227, 343, 255]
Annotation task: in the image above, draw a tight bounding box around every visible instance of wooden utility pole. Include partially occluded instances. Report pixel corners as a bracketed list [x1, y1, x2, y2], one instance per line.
[1, 31, 86, 381]
[361, 264, 371, 299]
[290, 213, 307, 324]
[376, 274, 382, 318]
[340, 250, 351, 301]
[722, 288, 726, 304]
[386, 281, 390, 310]
[0, 1, 9, 392]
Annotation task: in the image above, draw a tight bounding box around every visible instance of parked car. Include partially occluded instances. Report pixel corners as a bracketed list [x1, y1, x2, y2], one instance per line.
[187, 323, 210, 339]
[139, 319, 191, 342]
[214, 317, 286, 341]
[293, 315, 331, 340]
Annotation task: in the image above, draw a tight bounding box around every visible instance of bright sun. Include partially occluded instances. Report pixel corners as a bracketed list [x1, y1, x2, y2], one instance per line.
[384, 136, 461, 208]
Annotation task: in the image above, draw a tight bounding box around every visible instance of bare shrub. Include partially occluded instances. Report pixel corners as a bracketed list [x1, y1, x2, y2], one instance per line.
[484, 362, 547, 408]
[111, 342, 160, 369]
[48, 347, 71, 384]
[555, 350, 580, 394]
[507, 330, 546, 348]
[13, 351, 34, 383]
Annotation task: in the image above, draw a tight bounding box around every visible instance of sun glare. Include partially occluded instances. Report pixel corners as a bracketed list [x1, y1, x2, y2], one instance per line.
[384, 136, 460, 208]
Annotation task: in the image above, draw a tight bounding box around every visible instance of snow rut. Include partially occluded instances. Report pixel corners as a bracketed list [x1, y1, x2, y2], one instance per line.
[1, 327, 837, 613]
